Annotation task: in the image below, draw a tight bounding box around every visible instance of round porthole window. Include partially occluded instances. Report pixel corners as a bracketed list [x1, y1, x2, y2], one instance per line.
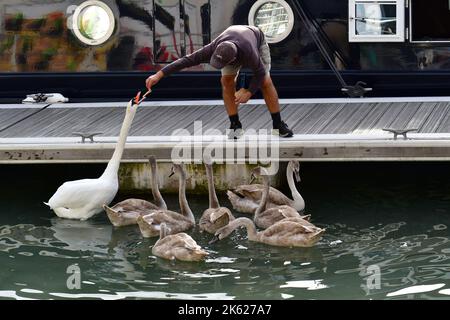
[248, 0, 295, 44]
[72, 1, 115, 45]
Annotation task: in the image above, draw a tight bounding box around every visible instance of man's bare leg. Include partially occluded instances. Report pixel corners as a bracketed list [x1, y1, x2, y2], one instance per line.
[221, 75, 243, 139]
[221, 75, 239, 116]
[261, 75, 280, 113]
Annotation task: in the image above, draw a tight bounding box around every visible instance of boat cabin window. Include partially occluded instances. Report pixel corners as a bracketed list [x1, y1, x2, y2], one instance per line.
[248, 0, 295, 43]
[349, 0, 405, 42]
[71, 0, 116, 46]
[410, 0, 450, 42]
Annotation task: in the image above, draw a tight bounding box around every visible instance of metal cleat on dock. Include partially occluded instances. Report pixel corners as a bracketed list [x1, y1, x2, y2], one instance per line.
[22, 93, 69, 104]
[382, 128, 418, 140]
[341, 81, 373, 98]
[72, 132, 103, 143]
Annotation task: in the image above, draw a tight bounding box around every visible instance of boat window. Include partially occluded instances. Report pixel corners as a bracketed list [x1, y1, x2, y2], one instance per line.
[71, 0, 115, 46]
[248, 0, 295, 44]
[349, 0, 405, 42]
[410, 0, 450, 42]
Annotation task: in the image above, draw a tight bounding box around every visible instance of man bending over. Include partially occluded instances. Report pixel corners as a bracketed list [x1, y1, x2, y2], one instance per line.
[145, 25, 293, 138]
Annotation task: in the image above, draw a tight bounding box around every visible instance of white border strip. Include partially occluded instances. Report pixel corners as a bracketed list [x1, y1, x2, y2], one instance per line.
[87, 96, 450, 105]
[2, 133, 450, 148]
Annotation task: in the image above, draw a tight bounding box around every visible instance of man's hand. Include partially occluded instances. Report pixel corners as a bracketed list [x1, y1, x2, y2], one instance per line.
[235, 88, 252, 105]
[145, 71, 164, 91]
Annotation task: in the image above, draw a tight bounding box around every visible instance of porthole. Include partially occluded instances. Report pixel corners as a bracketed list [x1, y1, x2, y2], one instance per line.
[72, 1, 115, 45]
[248, 0, 295, 44]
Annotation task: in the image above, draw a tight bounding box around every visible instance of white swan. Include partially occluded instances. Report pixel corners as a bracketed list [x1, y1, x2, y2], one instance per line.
[227, 161, 305, 214]
[45, 95, 140, 220]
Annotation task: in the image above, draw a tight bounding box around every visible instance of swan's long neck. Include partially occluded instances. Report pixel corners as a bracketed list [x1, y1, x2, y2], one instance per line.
[227, 218, 258, 241]
[255, 174, 270, 215]
[160, 223, 169, 239]
[150, 160, 167, 210]
[178, 167, 195, 223]
[102, 107, 136, 179]
[205, 164, 220, 209]
[287, 162, 305, 208]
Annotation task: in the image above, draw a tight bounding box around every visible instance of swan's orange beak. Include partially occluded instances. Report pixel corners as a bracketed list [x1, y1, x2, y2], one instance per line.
[133, 90, 151, 106]
[134, 91, 141, 105]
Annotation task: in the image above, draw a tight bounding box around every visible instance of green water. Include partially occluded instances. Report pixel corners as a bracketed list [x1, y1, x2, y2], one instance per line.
[1, 163, 450, 300]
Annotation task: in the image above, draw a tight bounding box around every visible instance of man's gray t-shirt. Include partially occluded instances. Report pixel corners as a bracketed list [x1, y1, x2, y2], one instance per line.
[161, 25, 267, 95]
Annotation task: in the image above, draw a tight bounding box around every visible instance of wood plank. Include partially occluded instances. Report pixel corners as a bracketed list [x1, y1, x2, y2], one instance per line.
[309, 103, 347, 134]
[280, 104, 310, 131]
[367, 102, 407, 133]
[92, 109, 127, 136]
[47, 108, 117, 136]
[167, 108, 216, 135]
[407, 102, 438, 132]
[320, 103, 368, 134]
[352, 103, 392, 134]
[288, 103, 318, 134]
[293, 103, 329, 134]
[248, 103, 304, 131]
[138, 105, 195, 135]
[419, 102, 450, 133]
[32, 108, 98, 136]
[2, 101, 450, 140]
[436, 102, 450, 133]
[0, 109, 31, 127]
[159, 105, 214, 135]
[388, 102, 422, 129]
[130, 106, 179, 135]
[290, 104, 322, 134]
[239, 104, 265, 130]
[0, 109, 39, 131]
[297, 103, 346, 134]
[189, 105, 232, 134]
[244, 104, 273, 131]
[336, 103, 376, 134]
[41, 108, 117, 137]
[201, 106, 232, 133]
[1, 108, 68, 137]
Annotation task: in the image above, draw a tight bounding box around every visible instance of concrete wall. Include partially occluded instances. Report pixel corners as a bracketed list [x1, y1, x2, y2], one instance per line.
[118, 162, 286, 194]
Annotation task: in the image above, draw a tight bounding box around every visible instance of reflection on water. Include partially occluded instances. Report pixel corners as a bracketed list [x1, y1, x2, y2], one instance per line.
[1, 163, 450, 300]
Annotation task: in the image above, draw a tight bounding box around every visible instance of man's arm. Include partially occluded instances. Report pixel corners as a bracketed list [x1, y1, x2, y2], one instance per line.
[146, 43, 215, 90]
[162, 43, 214, 76]
[145, 70, 165, 90]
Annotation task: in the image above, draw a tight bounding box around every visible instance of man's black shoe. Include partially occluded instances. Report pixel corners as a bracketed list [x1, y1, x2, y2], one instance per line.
[272, 121, 294, 138]
[227, 122, 244, 140]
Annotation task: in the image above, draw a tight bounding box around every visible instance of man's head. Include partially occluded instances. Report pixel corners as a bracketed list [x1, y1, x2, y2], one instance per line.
[210, 41, 238, 69]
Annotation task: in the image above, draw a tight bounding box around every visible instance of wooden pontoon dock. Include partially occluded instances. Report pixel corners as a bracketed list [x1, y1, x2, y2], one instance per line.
[3, 97, 450, 164]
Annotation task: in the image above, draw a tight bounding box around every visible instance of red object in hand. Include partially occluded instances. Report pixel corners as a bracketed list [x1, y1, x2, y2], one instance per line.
[134, 91, 141, 105]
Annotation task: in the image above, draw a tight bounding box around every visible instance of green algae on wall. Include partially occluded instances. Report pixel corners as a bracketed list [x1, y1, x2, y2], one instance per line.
[118, 162, 284, 195]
